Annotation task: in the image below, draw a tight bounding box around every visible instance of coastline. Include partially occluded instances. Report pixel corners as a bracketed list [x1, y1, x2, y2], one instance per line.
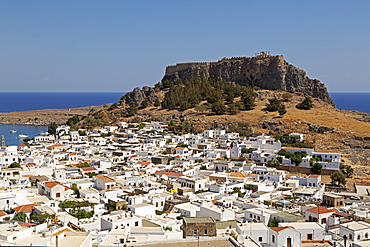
[0, 104, 109, 126]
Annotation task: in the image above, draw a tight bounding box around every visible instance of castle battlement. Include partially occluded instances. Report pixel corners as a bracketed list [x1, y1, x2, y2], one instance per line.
[165, 52, 284, 75]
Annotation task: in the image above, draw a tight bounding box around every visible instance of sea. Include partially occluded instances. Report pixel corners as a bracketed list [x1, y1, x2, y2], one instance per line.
[0, 92, 368, 146]
[0, 92, 124, 146]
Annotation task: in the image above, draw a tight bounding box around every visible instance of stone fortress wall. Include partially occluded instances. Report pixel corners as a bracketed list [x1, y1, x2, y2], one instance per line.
[165, 51, 284, 76]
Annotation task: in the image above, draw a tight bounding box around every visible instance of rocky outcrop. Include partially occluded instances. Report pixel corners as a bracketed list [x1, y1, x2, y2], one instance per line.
[119, 86, 157, 106]
[162, 52, 334, 105]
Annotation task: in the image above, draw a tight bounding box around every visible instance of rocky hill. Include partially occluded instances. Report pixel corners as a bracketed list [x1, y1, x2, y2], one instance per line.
[162, 51, 334, 105]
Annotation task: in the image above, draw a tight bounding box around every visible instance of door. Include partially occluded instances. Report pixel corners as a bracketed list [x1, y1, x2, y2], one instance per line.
[287, 237, 292, 247]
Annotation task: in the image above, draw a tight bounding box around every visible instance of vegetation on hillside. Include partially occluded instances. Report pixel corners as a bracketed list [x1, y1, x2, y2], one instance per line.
[296, 97, 313, 110]
[155, 77, 255, 114]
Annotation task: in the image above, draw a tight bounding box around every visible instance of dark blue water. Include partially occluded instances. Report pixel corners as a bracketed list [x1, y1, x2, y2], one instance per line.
[0, 92, 124, 113]
[330, 93, 370, 114]
[0, 92, 125, 146]
[0, 124, 48, 146]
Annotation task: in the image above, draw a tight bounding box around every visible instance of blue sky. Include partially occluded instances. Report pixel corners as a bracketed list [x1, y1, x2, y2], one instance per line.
[1, 1, 370, 92]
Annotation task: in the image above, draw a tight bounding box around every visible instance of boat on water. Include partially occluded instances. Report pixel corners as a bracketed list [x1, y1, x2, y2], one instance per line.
[39, 131, 49, 136]
[10, 125, 17, 133]
[17, 134, 29, 139]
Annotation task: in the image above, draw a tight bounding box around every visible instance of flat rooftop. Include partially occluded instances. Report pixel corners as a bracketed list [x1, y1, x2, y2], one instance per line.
[280, 222, 323, 229]
[272, 211, 305, 222]
[183, 217, 215, 224]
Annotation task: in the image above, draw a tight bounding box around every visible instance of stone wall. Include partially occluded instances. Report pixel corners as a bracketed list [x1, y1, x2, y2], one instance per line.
[162, 52, 334, 105]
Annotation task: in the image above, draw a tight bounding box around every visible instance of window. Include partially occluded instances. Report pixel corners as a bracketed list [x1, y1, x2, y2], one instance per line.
[135, 221, 139, 226]
[307, 233, 313, 240]
[358, 235, 361, 240]
[193, 229, 198, 235]
[204, 229, 208, 235]
[259, 237, 262, 242]
[349, 234, 353, 240]
[365, 233, 368, 239]
[321, 218, 327, 224]
[272, 235, 275, 243]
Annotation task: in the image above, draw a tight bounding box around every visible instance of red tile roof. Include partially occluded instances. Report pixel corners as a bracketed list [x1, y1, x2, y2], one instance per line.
[44, 181, 72, 191]
[49, 144, 64, 148]
[81, 167, 97, 171]
[0, 211, 6, 217]
[229, 172, 247, 178]
[95, 174, 115, 182]
[154, 171, 185, 177]
[18, 143, 27, 147]
[308, 174, 321, 178]
[14, 204, 40, 213]
[19, 223, 37, 227]
[306, 206, 338, 214]
[282, 147, 302, 150]
[137, 161, 151, 166]
[270, 226, 295, 232]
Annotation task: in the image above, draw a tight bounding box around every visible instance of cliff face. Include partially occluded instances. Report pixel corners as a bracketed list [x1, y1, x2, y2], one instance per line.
[119, 86, 158, 106]
[162, 53, 334, 105]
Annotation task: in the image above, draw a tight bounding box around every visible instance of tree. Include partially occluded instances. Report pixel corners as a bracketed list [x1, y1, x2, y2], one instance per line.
[241, 88, 255, 110]
[281, 92, 293, 102]
[330, 171, 346, 186]
[232, 187, 244, 198]
[108, 103, 119, 110]
[13, 212, 27, 222]
[48, 122, 58, 135]
[66, 116, 80, 127]
[311, 163, 322, 174]
[278, 104, 287, 117]
[265, 98, 283, 112]
[140, 100, 149, 108]
[228, 104, 240, 115]
[297, 97, 313, 110]
[267, 159, 280, 168]
[241, 148, 253, 154]
[340, 164, 354, 178]
[211, 101, 227, 115]
[268, 218, 279, 227]
[71, 183, 80, 198]
[127, 102, 138, 116]
[154, 99, 161, 107]
[291, 155, 303, 166]
[9, 162, 21, 168]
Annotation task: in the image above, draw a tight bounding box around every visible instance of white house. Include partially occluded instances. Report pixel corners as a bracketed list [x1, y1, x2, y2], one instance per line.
[279, 222, 325, 241]
[339, 221, 370, 243]
[304, 206, 338, 225]
[128, 203, 155, 217]
[196, 204, 235, 221]
[268, 226, 301, 247]
[236, 222, 269, 245]
[100, 212, 142, 231]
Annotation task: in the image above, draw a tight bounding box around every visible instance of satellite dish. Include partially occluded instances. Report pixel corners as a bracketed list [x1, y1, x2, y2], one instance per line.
[237, 235, 244, 244]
